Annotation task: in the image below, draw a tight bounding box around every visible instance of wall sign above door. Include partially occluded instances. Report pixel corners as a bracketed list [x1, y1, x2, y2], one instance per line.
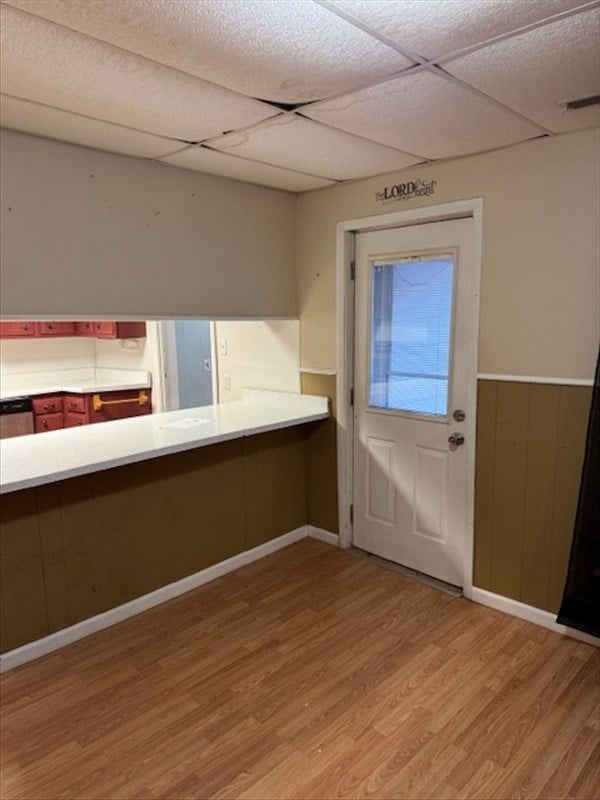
[375, 178, 437, 204]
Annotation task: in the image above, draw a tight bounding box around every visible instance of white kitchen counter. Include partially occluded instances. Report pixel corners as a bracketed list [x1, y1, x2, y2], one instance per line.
[0, 368, 151, 400]
[0, 389, 329, 494]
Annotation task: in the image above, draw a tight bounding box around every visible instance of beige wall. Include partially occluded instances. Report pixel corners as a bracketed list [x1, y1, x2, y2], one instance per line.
[214, 320, 300, 402]
[0, 130, 298, 319]
[0, 335, 96, 376]
[297, 129, 600, 380]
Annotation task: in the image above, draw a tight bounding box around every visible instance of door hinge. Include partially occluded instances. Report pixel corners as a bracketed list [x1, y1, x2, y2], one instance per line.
[350, 260, 356, 280]
[350, 387, 354, 407]
[350, 504, 354, 524]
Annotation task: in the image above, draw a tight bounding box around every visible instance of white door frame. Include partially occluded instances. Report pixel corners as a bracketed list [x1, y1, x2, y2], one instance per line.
[335, 198, 483, 599]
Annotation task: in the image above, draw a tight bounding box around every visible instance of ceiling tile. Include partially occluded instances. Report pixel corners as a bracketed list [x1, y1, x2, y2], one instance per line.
[303, 69, 543, 159]
[0, 4, 276, 142]
[160, 147, 334, 193]
[328, 0, 591, 60]
[0, 95, 181, 158]
[206, 116, 421, 181]
[445, 8, 600, 133]
[2, 0, 413, 104]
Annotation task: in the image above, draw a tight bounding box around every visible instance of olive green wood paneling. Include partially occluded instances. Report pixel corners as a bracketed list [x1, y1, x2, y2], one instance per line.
[490, 382, 531, 600]
[548, 386, 592, 611]
[0, 428, 308, 653]
[475, 381, 591, 613]
[248, 427, 308, 548]
[0, 489, 49, 651]
[520, 384, 560, 610]
[301, 373, 339, 534]
[473, 381, 497, 589]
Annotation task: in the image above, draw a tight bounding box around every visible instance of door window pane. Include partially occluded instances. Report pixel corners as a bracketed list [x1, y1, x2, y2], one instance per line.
[370, 255, 454, 416]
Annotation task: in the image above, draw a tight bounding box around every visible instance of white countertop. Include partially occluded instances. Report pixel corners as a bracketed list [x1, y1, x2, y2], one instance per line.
[0, 368, 151, 400]
[0, 389, 329, 494]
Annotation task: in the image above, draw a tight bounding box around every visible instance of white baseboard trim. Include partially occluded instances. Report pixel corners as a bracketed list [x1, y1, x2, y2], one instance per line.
[306, 525, 340, 547]
[1, 526, 319, 674]
[471, 587, 599, 647]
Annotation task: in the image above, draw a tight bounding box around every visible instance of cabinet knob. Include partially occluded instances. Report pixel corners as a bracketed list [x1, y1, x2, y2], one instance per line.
[22, 324, 29, 330]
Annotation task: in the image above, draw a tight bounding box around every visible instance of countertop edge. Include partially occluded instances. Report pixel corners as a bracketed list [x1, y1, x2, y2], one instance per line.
[0, 408, 329, 495]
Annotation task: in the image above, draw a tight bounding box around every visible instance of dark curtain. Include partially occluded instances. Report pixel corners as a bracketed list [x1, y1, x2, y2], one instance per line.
[557, 347, 600, 638]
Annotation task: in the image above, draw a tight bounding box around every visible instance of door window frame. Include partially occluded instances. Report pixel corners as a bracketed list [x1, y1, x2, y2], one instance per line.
[335, 199, 483, 598]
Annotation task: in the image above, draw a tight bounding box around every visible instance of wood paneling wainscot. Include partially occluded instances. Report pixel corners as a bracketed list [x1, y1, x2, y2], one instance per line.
[474, 380, 592, 613]
[0, 427, 308, 653]
[301, 372, 339, 534]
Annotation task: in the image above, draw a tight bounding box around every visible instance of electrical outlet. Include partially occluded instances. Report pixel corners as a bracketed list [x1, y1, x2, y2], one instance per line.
[223, 374, 230, 390]
[219, 339, 227, 355]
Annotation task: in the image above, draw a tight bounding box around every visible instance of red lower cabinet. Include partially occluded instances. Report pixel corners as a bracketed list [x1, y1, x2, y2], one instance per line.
[32, 395, 64, 434]
[62, 389, 152, 427]
[34, 412, 64, 433]
[63, 411, 88, 428]
[32, 389, 151, 433]
[89, 389, 152, 422]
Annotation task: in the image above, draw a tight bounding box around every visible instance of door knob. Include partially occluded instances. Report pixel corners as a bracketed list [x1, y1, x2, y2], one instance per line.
[448, 433, 465, 446]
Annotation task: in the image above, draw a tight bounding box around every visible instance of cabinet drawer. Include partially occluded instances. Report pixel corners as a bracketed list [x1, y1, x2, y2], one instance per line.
[64, 411, 90, 428]
[0, 321, 36, 338]
[34, 412, 64, 433]
[63, 395, 88, 415]
[76, 321, 95, 336]
[37, 322, 77, 336]
[92, 322, 117, 338]
[32, 396, 63, 415]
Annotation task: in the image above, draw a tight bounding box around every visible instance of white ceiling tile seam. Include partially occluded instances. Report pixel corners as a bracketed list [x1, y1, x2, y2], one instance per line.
[293, 56, 549, 139]
[150, 143, 197, 161]
[0, 0, 573, 138]
[320, 0, 599, 67]
[203, 110, 429, 164]
[290, 112, 429, 163]
[295, 63, 431, 112]
[4, 0, 411, 105]
[433, 0, 600, 67]
[428, 66, 552, 135]
[189, 144, 344, 184]
[0, 1, 279, 117]
[0, 91, 189, 145]
[314, 0, 427, 66]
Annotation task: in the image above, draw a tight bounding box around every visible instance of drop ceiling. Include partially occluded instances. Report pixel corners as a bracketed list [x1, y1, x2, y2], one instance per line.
[1, 0, 598, 193]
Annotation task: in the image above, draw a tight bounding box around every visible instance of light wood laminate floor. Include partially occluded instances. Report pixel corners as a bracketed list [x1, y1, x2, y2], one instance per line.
[1, 539, 598, 800]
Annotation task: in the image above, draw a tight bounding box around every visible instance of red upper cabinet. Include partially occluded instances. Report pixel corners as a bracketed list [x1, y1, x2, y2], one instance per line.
[92, 321, 146, 339]
[75, 321, 95, 336]
[37, 321, 77, 337]
[0, 321, 36, 338]
[0, 320, 147, 339]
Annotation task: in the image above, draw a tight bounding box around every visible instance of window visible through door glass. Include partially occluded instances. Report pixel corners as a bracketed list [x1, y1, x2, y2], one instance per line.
[369, 255, 454, 416]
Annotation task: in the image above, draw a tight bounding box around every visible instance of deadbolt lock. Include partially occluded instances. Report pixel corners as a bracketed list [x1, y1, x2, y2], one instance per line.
[448, 433, 465, 447]
[453, 409, 466, 422]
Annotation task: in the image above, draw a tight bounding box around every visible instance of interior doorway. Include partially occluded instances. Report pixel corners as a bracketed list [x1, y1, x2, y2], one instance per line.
[160, 321, 216, 411]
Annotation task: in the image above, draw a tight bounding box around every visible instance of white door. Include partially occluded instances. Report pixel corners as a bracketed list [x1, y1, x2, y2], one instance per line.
[353, 218, 478, 587]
